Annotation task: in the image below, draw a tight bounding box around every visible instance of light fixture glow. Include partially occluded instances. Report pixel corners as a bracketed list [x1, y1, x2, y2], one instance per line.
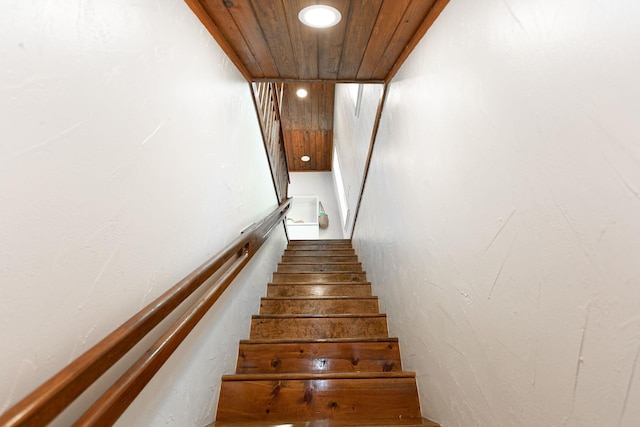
[298, 5, 342, 29]
[301, 155, 311, 162]
[296, 88, 308, 98]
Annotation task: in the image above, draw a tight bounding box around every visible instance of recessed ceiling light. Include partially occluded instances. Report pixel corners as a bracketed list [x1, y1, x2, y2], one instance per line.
[301, 155, 311, 162]
[296, 88, 308, 98]
[298, 5, 342, 29]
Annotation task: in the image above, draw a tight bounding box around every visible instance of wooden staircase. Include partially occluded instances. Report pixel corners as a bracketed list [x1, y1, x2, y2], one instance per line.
[213, 239, 439, 427]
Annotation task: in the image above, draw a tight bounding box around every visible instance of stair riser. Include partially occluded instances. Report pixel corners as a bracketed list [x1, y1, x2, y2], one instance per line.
[236, 341, 402, 374]
[260, 298, 379, 314]
[272, 272, 367, 283]
[216, 378, 421, 422]
[277, 263, 362, 273]
[281, 255, 359, 263]
[250, 316, 388, 339]
[267, 284, 372, 297]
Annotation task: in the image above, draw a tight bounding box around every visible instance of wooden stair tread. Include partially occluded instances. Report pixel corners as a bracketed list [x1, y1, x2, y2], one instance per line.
[267, 283, 373, 297]
[287, 239, 352, 247]
[278, 262, 362, 268]
[250, 315, 388, 339]
[261, 296, 378, 300]
[240, 337, 398, 344]
[253, 314, 386, 319]
[268, 281, 372, 285]
[278, 261, 362, 265]
[286, 245, 353, 250]
[260, 297, 379, 315]
[282, 257, 360, 263]
[281, 256, 359, 262]
[285, 246, 354, 249]
[277, 263, 363, 273]
[273, 272, 366, 276]
[285, 248, 355, 252]
[284, 252, 356, 257]
[288, 241, 352, 245]
[272, 272, 367, 283]
[222, 372, 415, 381]
[210, 418, 439, 427]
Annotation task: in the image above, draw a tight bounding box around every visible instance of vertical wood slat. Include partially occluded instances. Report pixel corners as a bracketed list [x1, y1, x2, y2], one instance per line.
[253, 82, 289, 202]
[260, 84, 269, 118]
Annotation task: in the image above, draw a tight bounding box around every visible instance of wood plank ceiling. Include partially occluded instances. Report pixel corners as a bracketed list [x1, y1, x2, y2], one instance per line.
[281, 83, 335, 171]
[186, 0, 447, 171]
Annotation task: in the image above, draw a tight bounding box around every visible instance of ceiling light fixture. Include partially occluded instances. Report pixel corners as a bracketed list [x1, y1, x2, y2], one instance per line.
[296, 88, 308, 98]
[298, 5, 342, 29]
[301, 155, 310, 162]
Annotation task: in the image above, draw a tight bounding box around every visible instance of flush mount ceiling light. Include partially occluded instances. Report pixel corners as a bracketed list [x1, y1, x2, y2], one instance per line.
[296, 88, 308, 98]
[298, 5, 342, 29]
[301, 155, 311, 162]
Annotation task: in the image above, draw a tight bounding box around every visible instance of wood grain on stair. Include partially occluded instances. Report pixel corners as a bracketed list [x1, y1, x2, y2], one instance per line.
[287, 242, 353, 250]
[210, 418, 440, 427]
[287, 245, 355, 251]
[282, 255, 359, 263]
[216, 374, 421, 422]
[215, 239, 438, 426]
[267, 282, 373, 297]
[250, 314, 388, 339]
[272, 272, 367, 283]
[277, 262, 363, 273]
[260, 296, 379, 314]
[285, 249, 356, 256]
[236, 338, 402, 374]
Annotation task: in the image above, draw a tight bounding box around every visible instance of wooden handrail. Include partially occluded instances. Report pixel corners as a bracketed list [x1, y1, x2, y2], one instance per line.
[0, 199, 290, 427]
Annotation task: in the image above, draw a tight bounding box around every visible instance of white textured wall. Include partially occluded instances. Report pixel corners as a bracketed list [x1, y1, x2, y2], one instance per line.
[288, 172, 342, 239]
[333, 84, 384, 237]
[353, 0, 640, 426]
[0, 1, 285, 425]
